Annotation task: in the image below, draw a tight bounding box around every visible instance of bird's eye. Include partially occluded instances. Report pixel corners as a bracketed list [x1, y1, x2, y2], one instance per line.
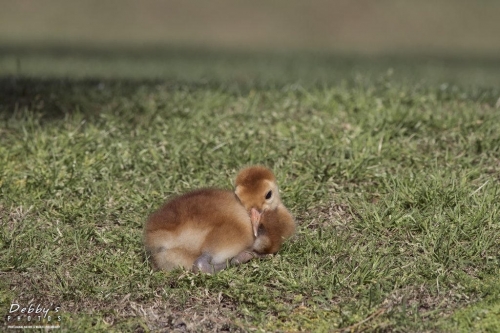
[265, 190, 272, 200]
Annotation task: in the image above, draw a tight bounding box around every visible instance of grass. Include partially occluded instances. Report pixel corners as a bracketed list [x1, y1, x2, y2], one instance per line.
[1, 47, 500, 332]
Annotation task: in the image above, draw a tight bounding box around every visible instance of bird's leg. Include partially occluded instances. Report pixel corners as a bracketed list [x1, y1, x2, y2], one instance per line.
[193, 250, 272, 273]
[230, 250, 271, 265]
[192, 253, 229, 274]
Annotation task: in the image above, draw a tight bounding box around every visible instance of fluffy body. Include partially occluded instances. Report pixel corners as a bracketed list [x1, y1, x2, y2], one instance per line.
[144, 188, 254, 272]
[144, 166, 296, 273]
[252, 205, 295, 254]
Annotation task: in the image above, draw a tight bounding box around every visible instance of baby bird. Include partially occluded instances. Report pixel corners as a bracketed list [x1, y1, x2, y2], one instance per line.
[144, 188, 257, 273]
[144, 166, 295, 274]
[231, 166, 296, 265]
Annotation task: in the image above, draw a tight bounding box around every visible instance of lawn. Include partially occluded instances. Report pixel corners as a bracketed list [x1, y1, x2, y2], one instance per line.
[1, 44, 500, 332]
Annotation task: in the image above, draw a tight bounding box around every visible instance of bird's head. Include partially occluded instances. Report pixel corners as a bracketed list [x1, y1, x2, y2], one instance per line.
[234, 166, 281, 237]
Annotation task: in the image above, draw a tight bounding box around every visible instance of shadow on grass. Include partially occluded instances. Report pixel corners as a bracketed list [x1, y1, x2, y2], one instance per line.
[0, 76, 161, 121]
[1, 43, 500, 121]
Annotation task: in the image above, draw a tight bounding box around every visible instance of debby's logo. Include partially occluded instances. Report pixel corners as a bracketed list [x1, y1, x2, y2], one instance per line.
[5, 302, 62, 329]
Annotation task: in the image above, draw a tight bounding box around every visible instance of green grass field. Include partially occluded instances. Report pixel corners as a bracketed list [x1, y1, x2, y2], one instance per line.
[1, 46, 499, 332]
[1, 1, 500, 330]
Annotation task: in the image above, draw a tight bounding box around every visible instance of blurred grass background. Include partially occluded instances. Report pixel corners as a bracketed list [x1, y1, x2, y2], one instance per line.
[2, 0, 500, 56]
[1, 0, 500, 89]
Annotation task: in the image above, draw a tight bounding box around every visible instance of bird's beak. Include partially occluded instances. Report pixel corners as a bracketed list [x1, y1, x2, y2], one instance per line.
[250, 208, 261, 238]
